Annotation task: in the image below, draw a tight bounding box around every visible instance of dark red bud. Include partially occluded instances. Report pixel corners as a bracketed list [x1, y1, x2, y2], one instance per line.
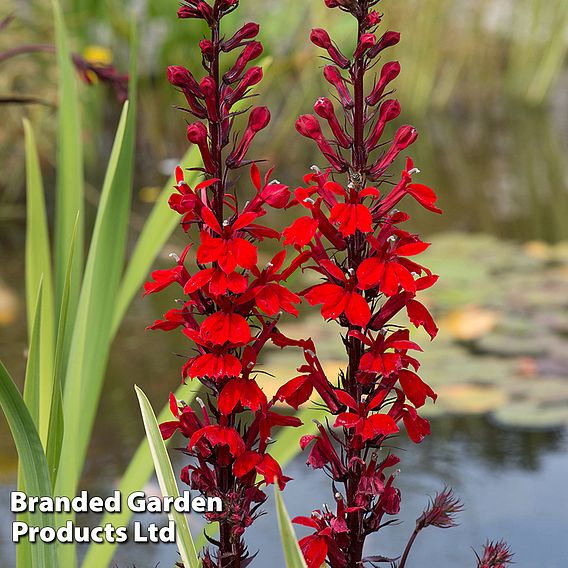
[353, 33, 376, 59]
[222, 22, 260, 52]
[314, 97, 352, 148]
[296, 115, 348, 172]
[310, 28, 350, 68]
[296, 114, 324, 140]
[368, 31, 401, 58]
[178, 1, 212, 21]
[187, 122, 215, 173]
[167, 65, 201, 98]
[366, 11, 382, 28]
[224, 41, 263, 83]
[200, 76, 219, 120]
[323, 65, 354, 109]
[366, 61, 401, 106]
[225, 66, 263, 108]
[226, 107, 271, 168]
[370, 125, 417, 176]
[366, 98, 401, 149]
[200, 39, 214, 59]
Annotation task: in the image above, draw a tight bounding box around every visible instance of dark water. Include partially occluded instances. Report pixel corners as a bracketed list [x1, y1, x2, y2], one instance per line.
[1, 106, 568, 567]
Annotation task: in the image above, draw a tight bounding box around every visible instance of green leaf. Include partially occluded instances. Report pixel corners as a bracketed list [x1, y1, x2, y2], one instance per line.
[23, 280, 43, 429]
[57, 100, 134, 496]
[46, 216, 78, 488]
[0, 361, 58, 568]
[52, 0, 84, 322]
[135, 386, 201, 568]
[112, 145, 200, 333]
[24, 119, 55, 443]
[275, 485, 308, 568]
[81, 382, 200, 568]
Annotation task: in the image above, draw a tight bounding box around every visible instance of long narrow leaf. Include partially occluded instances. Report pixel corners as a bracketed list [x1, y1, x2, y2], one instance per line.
[22, 280, 43, 428]
[0, 361, 58, 568]
[52, 0, 84, 321]
[46, 216, 78, 488]
[275, 485, 308, 568]
[57, 101, 132, 498]
[135, 386, 201, 568]
[81, 382, 200, 568]
[24, 119, 55, 442]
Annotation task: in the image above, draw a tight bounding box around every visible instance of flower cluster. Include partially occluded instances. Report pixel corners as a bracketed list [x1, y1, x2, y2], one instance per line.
[144, 2, 305, 566]
[278, 0, 445, 565]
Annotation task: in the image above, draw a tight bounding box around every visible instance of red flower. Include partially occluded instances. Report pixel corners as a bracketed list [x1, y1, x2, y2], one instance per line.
[282, 216, 319, 248]
[333, 390, 399, 442]
[237, 251, 302, 316]
[304, 261, 370, 327]
[144, 245, 191, 295]
[160, 393, 201, 440]
[218, 378, 267, 414]
[357, 231, 430, 296]
[188, 425, 245, 459]
[275, 374, 313, 409]
[184, 267, 248, 296]
[401, 405, 431, 443]
[350, 329, 422, 376]
[200, 310, 251, 346]
[399, 369, 437, 408]
[234, 451, 292, 490]
[326, 181, 379, 236]
[196, 208, 259, 274]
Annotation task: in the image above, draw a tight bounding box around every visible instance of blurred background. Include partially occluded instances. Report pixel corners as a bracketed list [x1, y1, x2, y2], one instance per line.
[1, 0, 568, 566]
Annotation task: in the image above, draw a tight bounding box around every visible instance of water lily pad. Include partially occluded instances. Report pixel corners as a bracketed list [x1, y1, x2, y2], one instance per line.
[491, 401, 568, 430]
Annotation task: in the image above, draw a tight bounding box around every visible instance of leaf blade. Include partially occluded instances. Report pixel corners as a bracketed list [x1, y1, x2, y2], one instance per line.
[135, 386, 201, 568]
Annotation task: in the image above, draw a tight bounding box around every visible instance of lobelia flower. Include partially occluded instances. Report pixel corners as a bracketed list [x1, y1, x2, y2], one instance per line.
[144, 3, 306, 566]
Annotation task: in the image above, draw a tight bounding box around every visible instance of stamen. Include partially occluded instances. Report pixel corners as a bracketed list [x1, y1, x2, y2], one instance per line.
[408, 167, 421, 175]
[169, 252, 180, 262]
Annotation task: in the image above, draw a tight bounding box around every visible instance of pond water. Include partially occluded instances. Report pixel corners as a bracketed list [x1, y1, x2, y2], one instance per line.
[1, 104, 568, 567]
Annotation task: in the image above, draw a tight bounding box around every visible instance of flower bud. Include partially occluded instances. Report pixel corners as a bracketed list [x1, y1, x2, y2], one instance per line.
[366, 99, 401, 149]
[226, 107, 270, 168]
[366, 61, 401, 106]
[310, 28, 349, 68]
[187, 122, 215, 173]
[314, 97, 352, 148]
[167, 65, 201, 98]
[366, 11, 382, 28]
[260, 181, 290, 209]
[370, 125, 417, 176]
[225, 66, 263, 108]
[178, 1, 212, 22]
[200, 39, 214, 60]
[222, 22, 260, 52]
[323, 65, 354, 109]
[224, 41, 263, 83]
[353, 33, 376, 59]
[200, 76, 219, 121]
[368, 31, 401, 59]
[296, 115, 348, 172]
